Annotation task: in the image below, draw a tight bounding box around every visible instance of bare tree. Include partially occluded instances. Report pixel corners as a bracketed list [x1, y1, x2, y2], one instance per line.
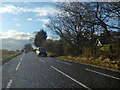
[47, 2, 120, 55]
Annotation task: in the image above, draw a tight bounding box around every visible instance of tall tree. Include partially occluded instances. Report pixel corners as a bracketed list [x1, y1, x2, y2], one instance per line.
[47, 2, 119, 55]
[23, 44, 33, 52]
[34, 29, 47, 47]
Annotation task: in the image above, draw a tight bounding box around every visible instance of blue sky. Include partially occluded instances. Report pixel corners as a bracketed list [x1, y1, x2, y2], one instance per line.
[0, 2, 59, 50]
[2, 2, 56, 34]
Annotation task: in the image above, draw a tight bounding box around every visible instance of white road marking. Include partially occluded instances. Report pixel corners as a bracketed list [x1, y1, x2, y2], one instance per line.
[5, 63, 8, 65]
[51, 66, 92, 90]
[16, 62, 21, 71]
[63, 62, 71, 65]
[20, 58, 23, 61]
[6, 79, 13, 88]
[85, 68, 120, 80]
[22, 54, 24, 57]
[21, 54, 24, 59]
[58, 60, 71, 65]
[39, 59, 46, 63]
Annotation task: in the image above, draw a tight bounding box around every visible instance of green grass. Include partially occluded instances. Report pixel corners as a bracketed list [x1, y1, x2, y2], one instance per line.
[59, 56, 120, 71]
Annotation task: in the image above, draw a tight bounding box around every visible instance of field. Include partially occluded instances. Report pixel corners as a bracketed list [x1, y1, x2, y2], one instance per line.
[0, 49, 21, 65]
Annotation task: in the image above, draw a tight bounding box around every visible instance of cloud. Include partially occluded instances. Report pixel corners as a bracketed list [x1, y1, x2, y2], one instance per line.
[35, 18, 50, 23]
[0, 30, 31, 40]
[16, 24, 21, 27]
[23, 6, 59, 17]
[35, 18, 50, 27]
[42, 24, 46, 27]
[0, 4, 17, 14]
[36, 12, 47, 16]
[12, 18, 19, 21]
[0, 4, 59, 17]
[27, 18, 32, 21]
[0, 30, 33, 50]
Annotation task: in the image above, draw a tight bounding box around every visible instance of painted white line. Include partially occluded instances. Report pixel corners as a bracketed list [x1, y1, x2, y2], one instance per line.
[22, 54, 24, 57]
[16, 62, 21, 71]
[59, 61, 71, 65]
[5, 63, 8, 65]
[64, 62, 71, 65]
[20, 58, 23, 61]
[39, 59, 46, 63]
[85, 68, 120, 80]
[51, 66, 92, 90]
[21, 54, 24, 59]
[6, 79, 13, 88]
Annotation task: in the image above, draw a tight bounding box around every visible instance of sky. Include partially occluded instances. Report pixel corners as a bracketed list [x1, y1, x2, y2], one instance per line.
[0, 0, 119, 51]
[0, 2, 60, 50]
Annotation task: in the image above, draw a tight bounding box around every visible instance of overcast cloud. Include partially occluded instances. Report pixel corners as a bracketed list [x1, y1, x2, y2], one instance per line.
[0, 30, 33, 50]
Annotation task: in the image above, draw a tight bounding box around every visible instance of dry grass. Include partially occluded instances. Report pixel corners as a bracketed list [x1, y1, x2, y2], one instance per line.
[59, 56, 120, 71]
[1, 49, 21, 61]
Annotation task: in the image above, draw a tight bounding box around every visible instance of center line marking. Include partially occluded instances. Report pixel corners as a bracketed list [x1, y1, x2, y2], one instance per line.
[51, 66, 92, 90]
[20, 58, 23, 61]
[85, 68, 120, 80]
[16, 62, 21, 71]
[39, 59, 46, 63]
[6, 79, 13, 88]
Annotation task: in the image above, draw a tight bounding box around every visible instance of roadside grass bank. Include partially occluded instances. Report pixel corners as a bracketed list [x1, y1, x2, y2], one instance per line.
[58, 56, 120, 72]
[0, 50, 22, 65]
[47, 52, 58, 57]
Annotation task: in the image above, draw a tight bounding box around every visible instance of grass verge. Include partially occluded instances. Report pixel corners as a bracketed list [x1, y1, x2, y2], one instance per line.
[0, 50, 22, 65]
[58, 56, 120, 72]
[47, 52, 57, 57]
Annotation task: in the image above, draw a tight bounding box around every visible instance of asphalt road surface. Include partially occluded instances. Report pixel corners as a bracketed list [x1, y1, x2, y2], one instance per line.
[2, 52, 120, 89]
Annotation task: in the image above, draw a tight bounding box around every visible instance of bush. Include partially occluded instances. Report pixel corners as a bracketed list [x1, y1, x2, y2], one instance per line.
[89, 57, 95, 61]
[117, 60, 120, 70]
[98, 55, 106, 61]
[103, 58, 111, 63]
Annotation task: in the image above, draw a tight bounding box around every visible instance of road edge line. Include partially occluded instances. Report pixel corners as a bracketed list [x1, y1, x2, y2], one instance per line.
[51, 66, 92, 90]
[86, 68, 120, 80]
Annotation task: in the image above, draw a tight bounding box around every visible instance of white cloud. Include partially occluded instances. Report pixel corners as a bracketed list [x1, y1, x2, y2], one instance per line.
[36, 12, 48, 16]
[0, 4, 59, 17]
[27, 18, 32, 21]
[42, 24, 46, 27]
[35, 18, 50, 27]
[0, 30, 33, 50]
[36, 6, 59, 16]
[16, 24, 21, 27]
[0, 30, 31, 40]
[35, 18, 50, 23]
[12, 18, 19, 21]
[0, 4, 20, 14]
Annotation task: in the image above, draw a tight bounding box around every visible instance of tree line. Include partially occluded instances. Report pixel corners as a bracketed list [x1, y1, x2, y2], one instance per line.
[34, 2, 120, 59]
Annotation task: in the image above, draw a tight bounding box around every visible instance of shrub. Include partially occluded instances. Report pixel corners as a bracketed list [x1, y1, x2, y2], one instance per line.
[89, 57, 94, 61]
[103, 58, 111, 63]
[117, 61, 120, 70]
[98, 55, 106, 61]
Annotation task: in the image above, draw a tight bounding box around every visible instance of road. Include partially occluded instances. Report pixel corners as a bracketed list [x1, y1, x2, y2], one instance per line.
[2, 52, 120, 89]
